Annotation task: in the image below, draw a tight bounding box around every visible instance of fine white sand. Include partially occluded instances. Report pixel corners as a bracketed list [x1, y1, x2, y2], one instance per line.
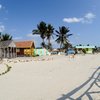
[0, 54, 100, 100]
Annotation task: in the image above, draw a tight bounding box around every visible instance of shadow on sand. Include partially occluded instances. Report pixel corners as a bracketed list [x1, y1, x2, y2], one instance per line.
[57, 67, 100, 100]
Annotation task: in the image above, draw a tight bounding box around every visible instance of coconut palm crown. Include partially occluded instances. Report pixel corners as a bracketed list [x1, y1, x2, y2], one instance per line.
[1, 33, 12, 41]
[46, 24, 54, 50]
[55, 26, 72, 51]
[32, 21, 47, 47]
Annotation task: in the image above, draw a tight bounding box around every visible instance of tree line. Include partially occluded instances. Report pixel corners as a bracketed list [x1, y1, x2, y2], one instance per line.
[0, 21, 73, 52]
[32, 21, 72, 51]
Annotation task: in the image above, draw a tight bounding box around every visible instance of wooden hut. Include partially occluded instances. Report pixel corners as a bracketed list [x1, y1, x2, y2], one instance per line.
[0, 40, 17, 58]
[15, 41, 35, 56]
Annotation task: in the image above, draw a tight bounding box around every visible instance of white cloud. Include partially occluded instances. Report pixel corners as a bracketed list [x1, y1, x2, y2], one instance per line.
[0, 4, 2, 10]
[0, 4, 8, 13]
[13, 37, 23, 40]
[63, 17, 83, 23]
[27, 33, 34, 37]
[63, 12, 96, 24]
[0, 25, 5, 32]
[27, 33, 39, 38]
[85, 13, 95, 19]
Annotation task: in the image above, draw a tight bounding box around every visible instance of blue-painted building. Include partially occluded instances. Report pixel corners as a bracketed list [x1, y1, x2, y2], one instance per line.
[75, 45, 95, 54]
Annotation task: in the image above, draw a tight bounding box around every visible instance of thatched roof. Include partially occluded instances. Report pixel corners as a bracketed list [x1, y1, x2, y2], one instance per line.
[0, 40, 16, 48]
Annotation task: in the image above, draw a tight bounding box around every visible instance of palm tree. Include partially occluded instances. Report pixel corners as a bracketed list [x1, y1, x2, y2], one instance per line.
[0, 32, 1, 41]
[0, 32, 2, 61]
[1, 33, 12, 41]
[32, 21, 47, 48]
[55, 26, 72, 52]
[46, 24, 54, 50]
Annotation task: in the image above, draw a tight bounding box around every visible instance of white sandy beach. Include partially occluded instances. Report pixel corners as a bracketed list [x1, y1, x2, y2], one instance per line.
[0, 54, 100, 100]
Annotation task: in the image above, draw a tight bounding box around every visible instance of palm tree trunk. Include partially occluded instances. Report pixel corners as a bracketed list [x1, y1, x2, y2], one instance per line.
[42, 38, 45, 48]
[66, 44, 68, 55]
[43, 38, 44, 43]
[48, 38, 50, 45]
[48, 38, 51, 49]
[60, 42, 62, 53]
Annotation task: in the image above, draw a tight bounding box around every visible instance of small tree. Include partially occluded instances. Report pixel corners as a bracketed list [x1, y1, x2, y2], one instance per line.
[1, 33, 12, 41]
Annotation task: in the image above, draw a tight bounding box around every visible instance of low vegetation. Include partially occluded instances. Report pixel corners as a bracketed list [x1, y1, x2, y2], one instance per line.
[0, 64, 12, 76]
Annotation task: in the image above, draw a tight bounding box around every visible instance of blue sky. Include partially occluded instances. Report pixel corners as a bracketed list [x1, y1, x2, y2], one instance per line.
[0, 0, 100, 47]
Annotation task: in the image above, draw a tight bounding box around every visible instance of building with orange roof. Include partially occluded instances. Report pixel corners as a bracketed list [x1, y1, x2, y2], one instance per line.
[15, 40, 35, 56]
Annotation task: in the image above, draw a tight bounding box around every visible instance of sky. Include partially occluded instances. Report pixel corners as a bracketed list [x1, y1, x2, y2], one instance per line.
[0, 0, 100, 47]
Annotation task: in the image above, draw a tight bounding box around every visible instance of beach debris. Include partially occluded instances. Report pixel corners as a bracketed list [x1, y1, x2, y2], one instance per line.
[0, 64, 12, 76]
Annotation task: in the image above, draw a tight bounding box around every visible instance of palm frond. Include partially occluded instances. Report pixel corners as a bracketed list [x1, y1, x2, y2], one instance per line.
[55, 26, 72, 50]
[55, 37, 61, 44]
[32, 29, 40, 35]
[1, 33, 12, 41]
[67, 34, 73, 37]
[55, 30, 60, 34]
